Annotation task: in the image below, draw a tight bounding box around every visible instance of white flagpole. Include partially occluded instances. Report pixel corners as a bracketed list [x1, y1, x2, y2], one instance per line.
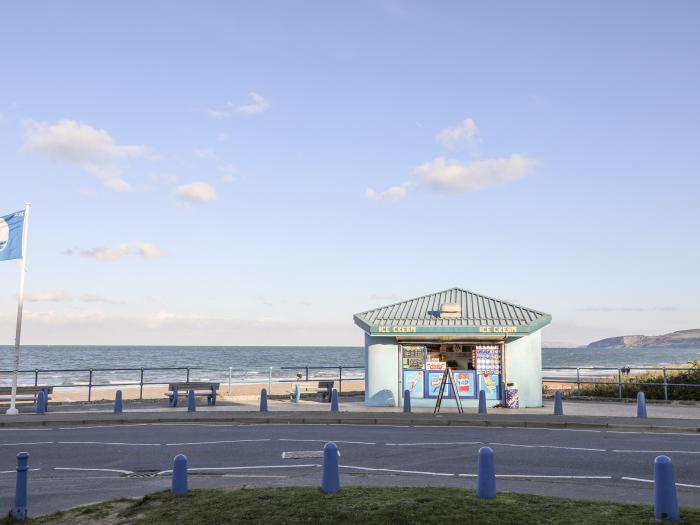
[6, 203, 31, 416]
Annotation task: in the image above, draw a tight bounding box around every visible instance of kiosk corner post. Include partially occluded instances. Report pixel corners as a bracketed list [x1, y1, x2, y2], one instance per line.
[553, 390, 564, 416]
[10, 452, 29, 521]
[654, 455, 679, 521]
[260, 388, 268, 412]
[35, 391, 45, 415]
[114, 390, 123, 413]
[637, 391, 647, 418]
[187, 389, 196, 412]
[476, 447, 496, 499]
[330, 389, 339, 412]
[478, 390, 487, 415]
[403, 389, 411, 413]
[171, 454, 188, 495]
[321, 442, 340, 494]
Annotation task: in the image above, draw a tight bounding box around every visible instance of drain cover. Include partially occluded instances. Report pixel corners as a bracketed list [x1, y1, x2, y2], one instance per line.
[126, 471, 160, 478]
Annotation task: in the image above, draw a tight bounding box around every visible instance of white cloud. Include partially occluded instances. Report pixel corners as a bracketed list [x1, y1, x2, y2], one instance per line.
[75, 242, 164, 262]
[26, 290, 124, 304]
[414, 154, 536, 193]
[436, 118, 480, 151]
[175, 181, 218, 204]
[366, 181, 414, 202]
[206, 92, 271, 118]
[23, 119, 147, 191]
[219, 163, 237, 183]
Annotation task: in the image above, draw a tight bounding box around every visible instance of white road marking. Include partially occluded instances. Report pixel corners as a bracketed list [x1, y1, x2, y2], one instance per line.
[57, 424, 152, 430]
[613, 450, 700, 455]
[489, 442, 606, 452]
[505, 427, 601, 433]
[495, 474, 612, 479]
[385, 441, 482, 447]
[157, 464, 320, 475]
[165, 439, 270, 446]
[0, 442, 54, 447]
[339, 465, 455, 477]
[222, 474, 289, 478]
[0, 468, 41, 474]
[279, 438, 376, 445]
[54, 467, 134, 475]
[0, 428, 52, 432]
[608, 431, 700, 437]
[282, 451, 328, 459]
[57, 441, 160, 446]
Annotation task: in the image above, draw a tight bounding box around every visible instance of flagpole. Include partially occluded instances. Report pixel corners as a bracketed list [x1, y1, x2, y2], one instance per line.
[6, 203, 30, 416]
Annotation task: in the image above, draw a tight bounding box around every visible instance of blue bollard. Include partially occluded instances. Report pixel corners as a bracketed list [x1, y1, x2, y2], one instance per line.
[36, 391, 45, 415]
[114, 390, 123, 413]
[321, 442, 340, 494]
[330, 389, 339, 412]
[478, 390, 487, 415]
[42, 387, 49, 413]
[403, 389, 411, 413]
[554, 390, 564, 416]
[171, 385, 179, 407]
[476, 446, 496, 499]
[293, 383, 301, 403]
[637, 391, 647, 418]
[260, 388, 268, 412]
[187, 389, 196, 412]
[654, 455, 679, 521]
[11, 452, 29, 520]
[171, 454, 188, 495]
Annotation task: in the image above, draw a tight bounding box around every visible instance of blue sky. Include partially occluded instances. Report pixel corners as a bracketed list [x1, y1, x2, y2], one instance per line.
[0, 1, 698, 346]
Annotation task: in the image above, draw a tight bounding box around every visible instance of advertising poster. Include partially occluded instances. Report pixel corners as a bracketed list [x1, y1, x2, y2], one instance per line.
[454, 371, 475, 398]
[478, 373, 501, 400]
[402, 370, 424, 398]
[428, 371, 449, 397]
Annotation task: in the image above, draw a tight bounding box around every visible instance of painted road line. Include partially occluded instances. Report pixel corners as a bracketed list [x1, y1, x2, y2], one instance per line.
[0, 468, 41, 474]
[0, 442, 54, 447]
[339, 465, 455, 477]
[56, 424, 152, 430]
[54, 467, 134, 475]
[165, 439, 271, 446]
[56, 441, 161, 446]
[157, 464, 320, 475]
[222, 475, 289, 478]
[385, 440, 483, 446]
[608, 431, 700, 437]
[496, 475, 613, 479]
[504, 427, 601, 433]
[488, 442, 606, 452]
[282, 451, 327, 459]
[621, 477, 700, 488]
[279, 438, 376, 445]
[613, 450, 700, 454]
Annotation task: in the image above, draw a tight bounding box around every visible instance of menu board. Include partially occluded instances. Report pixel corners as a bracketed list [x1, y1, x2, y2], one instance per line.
[474, 345, 501, 374]
[402, 345, 425, 369]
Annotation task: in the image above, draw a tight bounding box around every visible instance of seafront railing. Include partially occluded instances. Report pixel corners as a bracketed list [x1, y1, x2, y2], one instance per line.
[542, 366, 700, 401]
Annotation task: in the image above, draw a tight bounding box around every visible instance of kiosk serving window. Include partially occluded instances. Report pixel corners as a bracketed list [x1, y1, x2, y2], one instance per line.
[401, 343, 502, 400]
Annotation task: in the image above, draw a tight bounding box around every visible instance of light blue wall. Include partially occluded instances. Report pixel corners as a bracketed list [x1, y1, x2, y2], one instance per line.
[504, 331, 543, 407]
[364, 334, 399, 407]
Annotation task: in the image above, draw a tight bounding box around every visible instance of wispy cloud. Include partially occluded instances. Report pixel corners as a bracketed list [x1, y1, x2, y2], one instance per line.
[174, 181, 218, 204]
[436, 118, 480, 151]
[26, 290, 124, 304]
[206, 92, 271, 119]
[366, 182, 414, 202]
[66, 242, 164, 262]
[23, 119, 147, 191]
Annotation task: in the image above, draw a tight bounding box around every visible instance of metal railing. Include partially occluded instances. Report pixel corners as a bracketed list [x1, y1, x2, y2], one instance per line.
[223, 366, 366, 396]
[542, 366, 700, 400]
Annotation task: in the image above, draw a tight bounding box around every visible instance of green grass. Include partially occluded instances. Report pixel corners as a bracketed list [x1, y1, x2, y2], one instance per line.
[6, 487, 700, 524]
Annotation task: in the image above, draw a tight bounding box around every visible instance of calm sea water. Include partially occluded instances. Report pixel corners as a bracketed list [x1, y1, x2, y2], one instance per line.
[0, 345, 698, 386]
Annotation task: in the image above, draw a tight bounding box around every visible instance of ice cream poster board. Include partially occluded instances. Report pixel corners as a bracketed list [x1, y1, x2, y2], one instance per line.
[402, 370, 425, 398]
[428, 371, 450, 397]
[454, 371, 476, 398]
[478, 373, 501, 400]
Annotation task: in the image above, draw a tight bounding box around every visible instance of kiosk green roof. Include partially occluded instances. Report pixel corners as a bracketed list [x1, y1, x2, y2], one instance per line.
[353, 287, 551, 337]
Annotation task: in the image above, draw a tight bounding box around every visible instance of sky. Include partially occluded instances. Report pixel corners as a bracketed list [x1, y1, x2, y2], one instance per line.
[0, 1, 698, 347]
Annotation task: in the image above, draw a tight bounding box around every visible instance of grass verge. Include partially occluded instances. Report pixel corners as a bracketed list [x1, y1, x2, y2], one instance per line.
[4, 487, 700, 525]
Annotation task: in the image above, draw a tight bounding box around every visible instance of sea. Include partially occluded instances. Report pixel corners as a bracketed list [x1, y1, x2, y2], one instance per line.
[0, 345, 699, 387]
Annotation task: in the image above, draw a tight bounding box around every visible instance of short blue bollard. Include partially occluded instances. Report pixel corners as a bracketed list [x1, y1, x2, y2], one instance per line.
[554, 390, 564, 416]
[171, 385, 179, 407]
[260, 388, 268, 412]
[403, 389, 411, 413]
[42, 387, 49, 413]
[330, 389, 339, 412]
[11, 452, 29, 520]
[171, 454, 188, 495]
[476, 446, 496, 499]
[36, 391, 45, 415]
[114, 390, 123, 414]
[187, 389, 196, 412]
[654, 455, 679, 521]
[293, 383, 301, 403]
[321, 442, 340, 494]
[637, 391, 647, 418]
[478, 390, 487, 415]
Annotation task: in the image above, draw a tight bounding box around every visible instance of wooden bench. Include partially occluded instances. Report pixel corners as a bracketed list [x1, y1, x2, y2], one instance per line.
[290, 381, 334, 402]
[0, 386, 53, 405]
[166, 382, 219, 407]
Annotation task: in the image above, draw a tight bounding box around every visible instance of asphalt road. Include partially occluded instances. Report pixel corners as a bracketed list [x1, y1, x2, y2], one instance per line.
[1, 422, 700, 517]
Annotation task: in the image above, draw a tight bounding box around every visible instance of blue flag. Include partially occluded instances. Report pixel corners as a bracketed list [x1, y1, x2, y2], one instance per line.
[0, 210, 25, 261]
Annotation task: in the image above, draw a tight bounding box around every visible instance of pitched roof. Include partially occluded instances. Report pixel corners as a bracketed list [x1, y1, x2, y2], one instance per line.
[353, 287, 551, 336]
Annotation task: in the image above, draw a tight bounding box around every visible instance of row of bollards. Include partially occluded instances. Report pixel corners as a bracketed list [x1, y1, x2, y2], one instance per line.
[8, 444, 683, 521]
[550, 390, 649, 418]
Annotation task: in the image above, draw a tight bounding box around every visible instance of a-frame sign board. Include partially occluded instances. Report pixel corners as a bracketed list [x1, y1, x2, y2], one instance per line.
[433, 367, 463, 414]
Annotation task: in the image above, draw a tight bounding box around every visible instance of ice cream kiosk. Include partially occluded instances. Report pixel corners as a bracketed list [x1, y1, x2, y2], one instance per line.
[353, 287, 551, 409]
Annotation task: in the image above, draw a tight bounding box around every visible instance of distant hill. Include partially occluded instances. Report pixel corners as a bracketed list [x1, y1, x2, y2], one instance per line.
[587, 329, 700, 349]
